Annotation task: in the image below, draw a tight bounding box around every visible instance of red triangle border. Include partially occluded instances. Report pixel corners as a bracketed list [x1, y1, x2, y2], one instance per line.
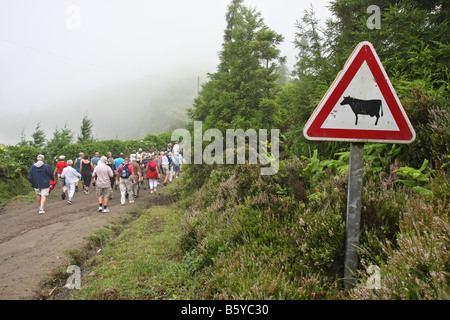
[303, 41, 415, 144]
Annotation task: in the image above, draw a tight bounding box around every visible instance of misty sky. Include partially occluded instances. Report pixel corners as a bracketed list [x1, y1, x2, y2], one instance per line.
[0, 0, 332, 145]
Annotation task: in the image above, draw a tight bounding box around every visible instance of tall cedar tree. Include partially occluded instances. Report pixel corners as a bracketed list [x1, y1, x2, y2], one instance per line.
[31, 122, 46, 150]
[77, 114, 93, 143]
[188, 0, 285, 133]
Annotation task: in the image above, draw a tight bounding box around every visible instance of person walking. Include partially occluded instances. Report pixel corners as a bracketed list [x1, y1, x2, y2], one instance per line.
[113, 153, 125, 190]
[80, 154, 94, 194]
[114, 153, 125, 170]
[130, 156, 142, 198]
[106, 157, 116, 190]
[173, 152, 181, 179]
[91, 152, 100, 187]
[60, 159, 81, 205]
[136, 148, 143, 159]
[161, 151, 170, 186]
[156, 151, 163, 187]
[141, 153, 150, 190]
[74, 152, 84, 192]
[173, 141, 180, 155]
[146, 156, 159, 193]
[130, 150, 137, 162]
[116, 156, 136, 205]
[29, 154, 54, 214]
[91, 152, 100, 166]
[54, 155, 68, 200]
[168, 152, 174, 182]
[92, 156, 114, 213]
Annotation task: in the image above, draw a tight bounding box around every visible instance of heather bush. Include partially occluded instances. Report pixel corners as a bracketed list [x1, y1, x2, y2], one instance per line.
[179, 146, 448, 299]
[351, 171, 449, 299]
[205, 242, 340, 300]
[179, 157, 349, 298]
[400, 85, 449, 169]
[359, 161, 407, 261]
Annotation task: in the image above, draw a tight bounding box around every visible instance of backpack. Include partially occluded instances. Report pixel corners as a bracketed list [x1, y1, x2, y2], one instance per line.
[120, 164, 131, 179]
[148, 163, 156, 172]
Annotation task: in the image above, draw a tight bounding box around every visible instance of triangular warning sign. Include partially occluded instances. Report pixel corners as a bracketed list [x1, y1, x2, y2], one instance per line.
[303, 41, 415, 144]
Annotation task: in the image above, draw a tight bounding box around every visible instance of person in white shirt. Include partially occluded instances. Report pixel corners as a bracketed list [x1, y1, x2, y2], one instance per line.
[60, 160, 82, 205]
[173, 141, 180, 155]
[130, 150, 137, 162]
[161, 151, 170, 186]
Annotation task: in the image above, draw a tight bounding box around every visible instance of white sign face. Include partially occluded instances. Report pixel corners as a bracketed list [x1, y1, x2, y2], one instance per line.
[320, 61, 399, 131]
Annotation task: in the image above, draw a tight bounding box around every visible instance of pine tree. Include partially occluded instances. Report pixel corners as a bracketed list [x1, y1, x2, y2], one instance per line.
[189, 0, 285, 132]
[77, 114, 93, 143]
[45, 122, 73, 158]
[17, 128, 29, 147]
[30, 122, 46, 150]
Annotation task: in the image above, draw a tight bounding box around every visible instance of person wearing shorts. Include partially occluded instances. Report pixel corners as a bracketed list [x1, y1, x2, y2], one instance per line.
[29, 154, 54, 214]
[161, 151, 170, 186]
[92, 156, 114, 212]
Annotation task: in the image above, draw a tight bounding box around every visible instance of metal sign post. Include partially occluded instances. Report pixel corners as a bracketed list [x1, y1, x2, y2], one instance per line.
[343, 143, 364, 289]
[303, 41, 416, 290]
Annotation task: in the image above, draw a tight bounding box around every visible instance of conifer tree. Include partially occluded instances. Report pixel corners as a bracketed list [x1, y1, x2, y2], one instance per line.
[77, 114, 94, 143]
[45, 122, 73, 158]
[189, 0, 285, 132]
[30, 122, 46, 150]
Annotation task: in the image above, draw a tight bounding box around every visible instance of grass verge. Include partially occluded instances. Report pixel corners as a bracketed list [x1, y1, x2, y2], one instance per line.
[42, 180, 206, 300]
[72, 203, 203, 299]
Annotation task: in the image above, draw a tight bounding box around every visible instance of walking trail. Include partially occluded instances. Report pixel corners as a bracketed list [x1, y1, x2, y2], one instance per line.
[0, 183, 161, 300]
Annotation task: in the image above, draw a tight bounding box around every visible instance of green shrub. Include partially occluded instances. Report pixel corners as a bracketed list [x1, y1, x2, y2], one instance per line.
[0, 145, 40, 205]
[351, 171, 450, 299]
[179, 157, 349, 298]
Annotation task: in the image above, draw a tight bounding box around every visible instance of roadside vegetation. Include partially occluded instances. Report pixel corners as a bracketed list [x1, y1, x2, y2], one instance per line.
[2, 0, 448, 300]
[176, 0, 449, 300]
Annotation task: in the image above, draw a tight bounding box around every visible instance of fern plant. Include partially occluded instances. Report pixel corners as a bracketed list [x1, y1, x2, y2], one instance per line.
[394, 159, 434, 195]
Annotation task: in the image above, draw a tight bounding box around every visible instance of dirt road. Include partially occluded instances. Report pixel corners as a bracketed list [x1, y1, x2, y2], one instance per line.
[0, 182, 160, 300]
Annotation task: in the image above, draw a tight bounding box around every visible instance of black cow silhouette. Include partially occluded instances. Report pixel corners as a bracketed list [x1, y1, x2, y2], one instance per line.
[340, 96, 383, 125]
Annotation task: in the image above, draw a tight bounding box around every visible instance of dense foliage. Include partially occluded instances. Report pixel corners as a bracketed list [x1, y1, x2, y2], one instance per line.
[0, 144, 42, 205]
[177, 0, 449, 299]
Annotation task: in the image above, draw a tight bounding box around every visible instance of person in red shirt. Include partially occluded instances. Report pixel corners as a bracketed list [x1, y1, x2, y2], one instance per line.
[54, 155, 68, 200]
[146, 156, 160, 194]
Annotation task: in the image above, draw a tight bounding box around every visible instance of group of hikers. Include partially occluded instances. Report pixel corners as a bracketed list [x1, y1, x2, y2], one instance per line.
[28, 142, 183, 214]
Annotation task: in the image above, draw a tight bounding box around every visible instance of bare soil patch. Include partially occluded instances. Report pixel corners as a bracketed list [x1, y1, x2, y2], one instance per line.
[0, 181, 173, 300]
